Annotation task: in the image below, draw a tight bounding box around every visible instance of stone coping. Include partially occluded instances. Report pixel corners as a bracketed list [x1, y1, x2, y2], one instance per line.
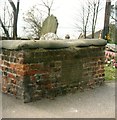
[106, 43, 117, 52]
[0, 39, 107, 50]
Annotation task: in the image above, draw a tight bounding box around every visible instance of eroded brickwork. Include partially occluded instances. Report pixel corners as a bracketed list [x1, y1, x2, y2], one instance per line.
[0, 46, 105, 102]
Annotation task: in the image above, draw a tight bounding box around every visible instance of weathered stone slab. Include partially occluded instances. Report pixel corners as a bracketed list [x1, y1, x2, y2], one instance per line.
[0, 39, 107, 50]
[40, 15, 58, 35]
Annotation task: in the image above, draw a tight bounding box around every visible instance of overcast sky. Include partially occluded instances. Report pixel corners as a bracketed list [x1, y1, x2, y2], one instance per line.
[0, 0, 116, 38]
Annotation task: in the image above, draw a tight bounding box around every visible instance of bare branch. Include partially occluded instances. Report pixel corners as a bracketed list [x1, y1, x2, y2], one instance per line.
[40, 0, 55, 16]
[50, 0, 54, 9]
[23, 6, 43, 38]
[110, 15, 117, 22]
[8, 0, 16, 11]
[0, 17, 10, 39]
[41, 0, 49, 8]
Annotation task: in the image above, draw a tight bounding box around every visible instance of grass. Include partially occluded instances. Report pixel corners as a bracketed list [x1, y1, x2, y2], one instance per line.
[107, 41, 117, 45]
[104, 65, 116, 81]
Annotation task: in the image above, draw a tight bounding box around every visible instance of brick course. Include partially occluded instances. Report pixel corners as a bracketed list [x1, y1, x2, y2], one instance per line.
[0, 46, 105, 102]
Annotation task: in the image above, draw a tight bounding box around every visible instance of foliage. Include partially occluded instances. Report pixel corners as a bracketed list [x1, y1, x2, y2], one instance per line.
[104, 50, 116, 81]
[109, 24, 117, 44]
[104, 65, 116, 81]
[23, 0, 55, 39]
[110, 3, 117, 22]
[23, 6, 43, 39]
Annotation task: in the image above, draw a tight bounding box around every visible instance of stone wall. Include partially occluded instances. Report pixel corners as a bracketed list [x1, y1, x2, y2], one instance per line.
[0, 44, 105, 103]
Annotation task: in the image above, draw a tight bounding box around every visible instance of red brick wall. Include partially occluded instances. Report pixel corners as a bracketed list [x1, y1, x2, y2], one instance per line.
[0, 46, 105, 102]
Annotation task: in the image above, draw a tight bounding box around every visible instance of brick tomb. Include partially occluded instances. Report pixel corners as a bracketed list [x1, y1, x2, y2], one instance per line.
[0, 39, 107, 102]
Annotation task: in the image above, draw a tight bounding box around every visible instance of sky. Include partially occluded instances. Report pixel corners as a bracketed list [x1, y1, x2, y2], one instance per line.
[0, 0, 116, 39]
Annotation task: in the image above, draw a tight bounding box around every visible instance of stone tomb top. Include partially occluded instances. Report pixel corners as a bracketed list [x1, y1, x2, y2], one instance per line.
[0, 39, 107, 50]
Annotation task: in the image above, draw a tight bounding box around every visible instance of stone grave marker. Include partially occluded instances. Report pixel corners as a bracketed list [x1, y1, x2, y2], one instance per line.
[40, 15, 58, 35]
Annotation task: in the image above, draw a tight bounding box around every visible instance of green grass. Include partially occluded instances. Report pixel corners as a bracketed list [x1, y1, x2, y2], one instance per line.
[107, 41, 117, 45]
[104, 65, 116, 81]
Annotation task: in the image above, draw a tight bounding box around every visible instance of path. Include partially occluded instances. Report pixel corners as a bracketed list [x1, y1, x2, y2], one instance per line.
[0, 82, 115, 118]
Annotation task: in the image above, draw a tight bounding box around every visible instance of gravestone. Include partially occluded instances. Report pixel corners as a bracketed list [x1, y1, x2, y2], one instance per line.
[40, 15, 58, 36]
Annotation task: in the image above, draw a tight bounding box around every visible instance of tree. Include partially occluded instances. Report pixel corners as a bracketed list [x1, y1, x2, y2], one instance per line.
[75, 0, 102, 39]
[0, 1, 12, 39]
[23, 0, 55, 38]
[0, 0, 20, 39]
[110, 3, 117, 22]
[8, 0, 20, 39]
[75, 1, 91, 38]
[84, 4, 90, 38]
[109, 1, 117, 43]
[102, 0, 111, 39]
[0, 17, 10, 39]
[23, 6, 43, 39]
[109, 23, 117, 43]
[91, 0, 101, 38]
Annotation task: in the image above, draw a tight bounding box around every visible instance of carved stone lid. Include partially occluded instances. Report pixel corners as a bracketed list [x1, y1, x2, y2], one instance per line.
[0, 39, 107, 50]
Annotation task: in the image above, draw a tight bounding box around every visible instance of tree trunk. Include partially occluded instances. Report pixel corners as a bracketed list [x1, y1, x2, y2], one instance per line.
[84, 26, 86, 38]
[92, 29, 95, 38]
[92, 3, 96, 38]
[102, 0, 111, 39]
[8, 0, 20, 39]
[0, 18, 9, 39]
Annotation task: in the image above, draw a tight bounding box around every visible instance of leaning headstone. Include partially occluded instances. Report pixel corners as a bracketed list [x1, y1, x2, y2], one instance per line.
[40, 15, 58, 35]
